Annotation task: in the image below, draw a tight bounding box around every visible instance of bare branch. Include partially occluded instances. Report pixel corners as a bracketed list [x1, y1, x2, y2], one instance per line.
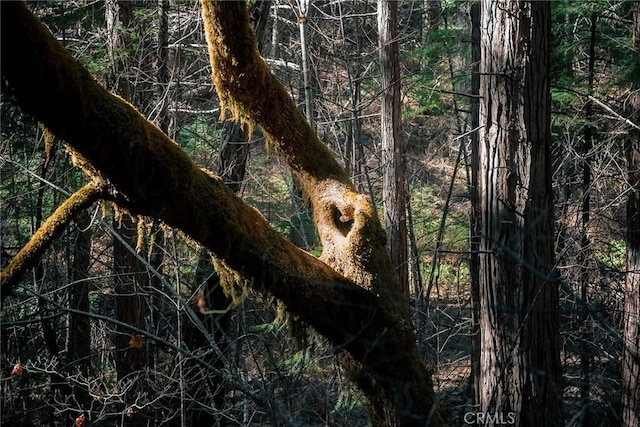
[587, 94, 640, 131]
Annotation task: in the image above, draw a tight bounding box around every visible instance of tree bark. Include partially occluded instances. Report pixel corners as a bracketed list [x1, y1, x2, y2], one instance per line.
[378, 0, 409, 296]
[296, 0, 315, 130]
[155, 0, 171, 134]
[469, 1, 481, 409]
[0, 2, 445, 425]
[622, 3, 640, 426]
[476, 1, 561, 425]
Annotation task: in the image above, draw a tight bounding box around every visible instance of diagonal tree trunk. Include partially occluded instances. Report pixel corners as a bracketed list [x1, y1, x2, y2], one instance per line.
[0, 2, 445, 425]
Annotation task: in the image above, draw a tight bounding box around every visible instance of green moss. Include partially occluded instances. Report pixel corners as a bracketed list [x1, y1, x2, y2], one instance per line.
[39, 122, 56, 167]
[212, 256, 250, 308]
[1, 184, 104, 298]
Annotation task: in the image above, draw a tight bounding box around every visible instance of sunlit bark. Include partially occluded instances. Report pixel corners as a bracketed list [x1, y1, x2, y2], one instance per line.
[378, 0, 409, 295]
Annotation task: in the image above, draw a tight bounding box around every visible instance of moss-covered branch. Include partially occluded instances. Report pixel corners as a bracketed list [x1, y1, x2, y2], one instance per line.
[200, 0, 402, 308]
[202, 2, 443, 425]
[200, 0, 348, 186]
[1, 2, 445, 425]
[0, 183, 105, 300]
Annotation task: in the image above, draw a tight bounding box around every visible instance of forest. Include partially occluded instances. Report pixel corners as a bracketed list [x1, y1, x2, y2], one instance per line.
[0, 0, 639, 426]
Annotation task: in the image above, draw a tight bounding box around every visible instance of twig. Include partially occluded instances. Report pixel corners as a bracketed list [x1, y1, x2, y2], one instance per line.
[587, 94, 640, 131]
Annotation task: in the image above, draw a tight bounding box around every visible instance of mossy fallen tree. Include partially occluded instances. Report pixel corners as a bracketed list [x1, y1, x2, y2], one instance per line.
[0, 2, 445, 425]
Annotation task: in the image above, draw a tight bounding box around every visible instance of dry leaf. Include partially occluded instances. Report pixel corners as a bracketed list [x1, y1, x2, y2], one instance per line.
[129, 334, 143, 349]
[74, 413, 85, 427]
[11, 363, 22, 376]
[197, 292, 207, 312]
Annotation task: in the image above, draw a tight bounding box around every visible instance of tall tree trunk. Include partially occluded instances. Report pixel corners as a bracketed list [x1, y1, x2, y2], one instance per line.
[622, 3, 640, 426]
[182, 250, 232, 427]
[378, 0, 409, 296]
[289, 0, 317, 250]
[112, 215, 147, 424]
[476, 1, 561, 425]
[469, 1, 481, 409]
[156, 0, 171, 135]
[579, 12, 598, 426]
[33, 157, 73, 418]
[105, 1, 147, 425]
[297, 0, 314, 130]
[105, 0, 133, 100]
[423, 0, 441, 32]
[147, 3, 170, 423]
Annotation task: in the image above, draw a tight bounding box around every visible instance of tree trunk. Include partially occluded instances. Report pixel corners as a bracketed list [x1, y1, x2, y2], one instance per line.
[156, 0, 171, 135]
[181, 250, 231, 426]
[105, 1, 148, 425]
[423, 0, 441, 32]
[476, 1, 561, 425]
[378, 0, 409, 296]
[622, 3, 640, 426]
[579, 13, 598, 426]
[291, 0, 317, 251]
[33, 157, 73, 416]
[0, 2, 445, 425]
[297, 0, 314, 130]
[469, 1, 481, 409]
[68, 210, 93, 411]
[112, 214, 147, 422]
[105, 0, 133, 100]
